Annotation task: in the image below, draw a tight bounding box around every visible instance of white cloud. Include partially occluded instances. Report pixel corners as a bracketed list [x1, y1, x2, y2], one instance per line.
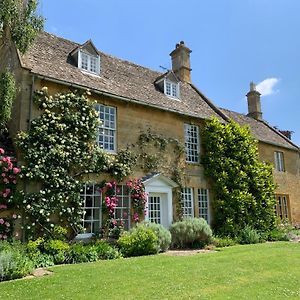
[256, 78, 279, 96]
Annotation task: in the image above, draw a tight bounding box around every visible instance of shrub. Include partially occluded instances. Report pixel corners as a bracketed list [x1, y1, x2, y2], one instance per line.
[238, 226, 261, 244]
[267, 229, 289, 242]
[67, 243, 98, 264]
[52, 225, 68, 241]
[43, 239, 70, 264]
[118, 224, 158, 257]
[92, 240, 121, 260]
[169, 218, 212, 249]
[143, 222, 171, 252]
[213, 236, 237, 248]
[0, 241, 33, 281]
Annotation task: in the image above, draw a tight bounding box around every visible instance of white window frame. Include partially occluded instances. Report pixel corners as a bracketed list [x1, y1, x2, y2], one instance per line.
[115, 185, 131, 230]
[184, 124, 200, 163]
[95, 104, 117, 153]
[78, 50, 100, 75]
[148, 195, 161, 224]
[80, 183, 102, 234]
[198, 188, 210, 223]
[274, 151, 285, 172]
[164, 80, 179, 99]
[181, 187, 194, 218]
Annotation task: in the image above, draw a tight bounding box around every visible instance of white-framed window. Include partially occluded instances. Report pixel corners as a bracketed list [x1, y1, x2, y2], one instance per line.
[78, 50, 100, 75]
[95, 104, 116, 152]
[275, 195, 290, 221]
[148, 195, 161, 224]
[198, 188, 209, 223]
[115, 185, 131, 230]
[184, 124, 200, 163]
[274, 151, 285, 172]
[80, 184, 131, 234]
[80, 184, 102, 234]
[164, 80, 179, 98]
[181, 188, 194, 218]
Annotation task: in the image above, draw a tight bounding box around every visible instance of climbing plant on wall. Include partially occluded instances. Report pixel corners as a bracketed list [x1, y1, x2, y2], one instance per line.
[202, 118, 276, 237]
[0, 70, 16, 133]
[16, 88, 138, 238]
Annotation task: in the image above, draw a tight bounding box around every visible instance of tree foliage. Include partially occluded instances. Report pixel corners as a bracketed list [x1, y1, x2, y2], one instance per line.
[0, 0, 44, 53]
[202, 118, 276, 237]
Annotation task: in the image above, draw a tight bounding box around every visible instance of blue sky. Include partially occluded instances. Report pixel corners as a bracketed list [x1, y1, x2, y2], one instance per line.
[40, 0, 300, 145]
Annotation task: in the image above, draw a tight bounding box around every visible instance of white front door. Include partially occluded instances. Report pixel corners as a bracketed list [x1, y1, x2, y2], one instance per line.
[148, 193, 169, 227]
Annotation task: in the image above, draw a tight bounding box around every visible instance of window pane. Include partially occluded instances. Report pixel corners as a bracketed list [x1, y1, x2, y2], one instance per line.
[198, 188, 209, 222]
[95, 104, 116, 152]
[181, 188, 194, 218]
[148, 196, 161, 224]
[184, 124, 199, 163]
[90, 56, 97, 73]
[81, 53, 88, 70]
[80, 183, 102, 234]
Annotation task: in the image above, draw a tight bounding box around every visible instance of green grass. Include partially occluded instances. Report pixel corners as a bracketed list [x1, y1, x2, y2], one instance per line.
[1, 242, 300, 299]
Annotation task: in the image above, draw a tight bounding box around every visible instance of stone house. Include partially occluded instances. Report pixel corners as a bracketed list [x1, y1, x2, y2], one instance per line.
[1, 32, 299, 234]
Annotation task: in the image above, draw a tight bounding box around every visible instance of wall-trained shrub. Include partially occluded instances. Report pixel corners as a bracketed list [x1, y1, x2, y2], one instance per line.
[118, 224, 158, 257]
[143, 222, 171, 252]
[170, 218, 213, 249]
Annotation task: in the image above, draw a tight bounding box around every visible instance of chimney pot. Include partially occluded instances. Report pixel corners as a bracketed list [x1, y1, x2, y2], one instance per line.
[246, 81, 262, 120]
[170, 41, 192, 83]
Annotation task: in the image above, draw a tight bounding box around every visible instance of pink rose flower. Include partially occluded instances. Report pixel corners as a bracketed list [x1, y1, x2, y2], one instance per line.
[13, 167, 20, 174]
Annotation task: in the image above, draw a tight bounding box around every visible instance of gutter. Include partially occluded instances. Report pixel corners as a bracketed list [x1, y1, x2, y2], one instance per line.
[32, 73, 210, 121]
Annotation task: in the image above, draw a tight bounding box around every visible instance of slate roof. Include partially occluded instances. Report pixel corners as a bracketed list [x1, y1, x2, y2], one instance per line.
[220, 108, 299, 150]
[20, 32, 224, 121]
[18, 31, 298, 151]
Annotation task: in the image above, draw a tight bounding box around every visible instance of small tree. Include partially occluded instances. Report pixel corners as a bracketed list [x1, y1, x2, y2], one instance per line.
[202, 118, 276, 237]
[0, 0, 44, 54]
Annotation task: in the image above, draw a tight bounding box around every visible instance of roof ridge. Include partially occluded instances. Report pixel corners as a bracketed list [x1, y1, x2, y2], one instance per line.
[259, 119, 300, 150]
[190, 84, 229, 122]
[220, 107, 299, 150]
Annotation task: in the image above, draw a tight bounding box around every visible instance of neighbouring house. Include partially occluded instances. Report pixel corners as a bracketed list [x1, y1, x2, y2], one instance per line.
[1, 32, 300, 235]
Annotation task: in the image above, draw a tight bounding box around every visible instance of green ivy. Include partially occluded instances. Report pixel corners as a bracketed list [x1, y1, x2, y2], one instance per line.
[202, 118, 276, 237]
[0, 70, 16, 133]
[0, 0, 44, 54]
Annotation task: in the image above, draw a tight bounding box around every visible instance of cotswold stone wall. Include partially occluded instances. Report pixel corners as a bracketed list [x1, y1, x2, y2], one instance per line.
[258, 143, 300, 224]
[9, 76, 300, 225]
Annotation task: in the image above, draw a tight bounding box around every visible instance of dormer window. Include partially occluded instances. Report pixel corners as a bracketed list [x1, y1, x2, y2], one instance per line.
[165, 80, 179, 98]
[154, 71, 180, 99]
[79, 50, 100, 75]
[70, 40, 101, 76]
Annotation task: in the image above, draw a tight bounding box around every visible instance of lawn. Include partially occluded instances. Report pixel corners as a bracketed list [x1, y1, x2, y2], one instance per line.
[0, 242, 299, 300]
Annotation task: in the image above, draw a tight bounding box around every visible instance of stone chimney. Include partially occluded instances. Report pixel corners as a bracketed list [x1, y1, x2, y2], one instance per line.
[170, 41, 192, 83]
[246, 82, 262, 120]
